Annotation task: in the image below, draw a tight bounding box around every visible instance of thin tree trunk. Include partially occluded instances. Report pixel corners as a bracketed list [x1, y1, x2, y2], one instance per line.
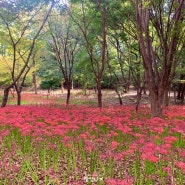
[114, 87, 123, 105]
[136, 87, 143, 112]
[61, 81, 64, 93]
[83, 82, 87, 95]
[17, 91, 21, 105]
[66, 87, 71, 105]
[94, 86, 97, 93]
[117, 92, 123, 105]
[10, 87, 15, 97]
[143, 86, 147, 95]
[47, 88, 51, 99]
[33, 72, 37, 94]
[118, 95, 123, 105]
[1, 87, 11, 107]
[14, 84, 22, 105]
[163, 89, 169, 106]
[97, 79, 102, 108]
[180, 84, 185, 103]
[177, 82, 185, 103]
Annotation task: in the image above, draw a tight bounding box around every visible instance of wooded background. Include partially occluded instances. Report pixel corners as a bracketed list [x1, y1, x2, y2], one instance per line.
[0, 0, 184, 117]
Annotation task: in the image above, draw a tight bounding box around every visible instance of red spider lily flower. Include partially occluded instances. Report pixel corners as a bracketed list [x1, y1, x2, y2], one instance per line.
[162, 143, 172, 149]
[179, 149, 185, 158]
[20, 124, 33, 136]
[85, 145, 93, 152]
[175, 161, 185, 174]
[129, 143, 138, 150]
[118, 126, 132, 134]
[137, 137, 145, 145]
[141, 152, 159, 163]
[141, 142, 158, 155]
[113, 152, 124, 161]
[163, 166, 172, 175]
[79, 133, 87, 139]
[64, 143, 71, 148]
[99, 154, 108, 160]
[152, 127, 164, 134]
[1, 130, 10, 137]
[62, 136, 71, 143]
[157, 147, 169, 155]
[110, 131, 118, 137]
[53, 128, 66, 136]
[110, 141, 119, 150]
[163, 136, 178, 144]
[149, 117, 167, 125]
[105, 177, 133, 185]
[171, 120, 185, 134]
[133, 133, 143, 138]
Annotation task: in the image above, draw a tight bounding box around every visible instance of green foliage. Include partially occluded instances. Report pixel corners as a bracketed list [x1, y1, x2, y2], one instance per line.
[37, 59, 62, 90]
[0, 56, 12, 86]
[0, 0, 51, 13]
[74, 49, 95, 88]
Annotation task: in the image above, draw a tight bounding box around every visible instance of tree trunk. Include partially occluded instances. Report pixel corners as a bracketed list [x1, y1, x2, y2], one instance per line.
[83, 82, 87, 95]
[135, 0, 184, 117]
[174, 89, 177, 104]
[17, 91, 21, 105]
[10, 88, 15, 97]
[125, 82, 130, 93]
[94, 87, 97, 93]
[151, 98, 162, 118]
[180, 84, 185, 103]
[177, 82, 185, 103]
[149, 88, 164, 117]
[143, 87, 147, 95]
[66, 87, 71, 105]
[14, 84, 22, 106]
[1, 87, 11, 107]
[114, 87, 123, 105]
[61, 81, 64, 93]
[163, 89, 169, 106]
[33, 72, 37, 94]
[0, 1, 54, 108]
[97, 79, 102, 108]
[136, 87, 143, 112]
[117, 94, 123, 105]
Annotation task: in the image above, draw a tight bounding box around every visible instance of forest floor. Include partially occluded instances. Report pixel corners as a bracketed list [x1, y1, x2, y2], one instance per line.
[27, 88, 177, 106]
[31, 88, 150, 106]
[0, 87, 177, 107]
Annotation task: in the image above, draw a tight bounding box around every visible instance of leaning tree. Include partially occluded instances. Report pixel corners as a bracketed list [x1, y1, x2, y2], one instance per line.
[0, 0, 56, 107]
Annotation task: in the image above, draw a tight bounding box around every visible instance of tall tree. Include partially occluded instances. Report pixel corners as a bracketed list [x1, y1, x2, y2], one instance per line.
[47, 13, 81, 105]
[67, 0, 108, 108]
[135, 0, 185, 117]
[0, 0, 55, 107]
[107, 0, 145, 106]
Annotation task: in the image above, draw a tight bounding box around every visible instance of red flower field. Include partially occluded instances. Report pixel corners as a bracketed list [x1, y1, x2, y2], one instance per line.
[0, 94, 185, 184]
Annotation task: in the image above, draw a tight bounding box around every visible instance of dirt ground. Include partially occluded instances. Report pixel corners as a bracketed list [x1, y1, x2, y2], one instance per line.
[37, 88, 150, 106]
[0, 88, 177, 106]
[45, 88, 178, 106]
